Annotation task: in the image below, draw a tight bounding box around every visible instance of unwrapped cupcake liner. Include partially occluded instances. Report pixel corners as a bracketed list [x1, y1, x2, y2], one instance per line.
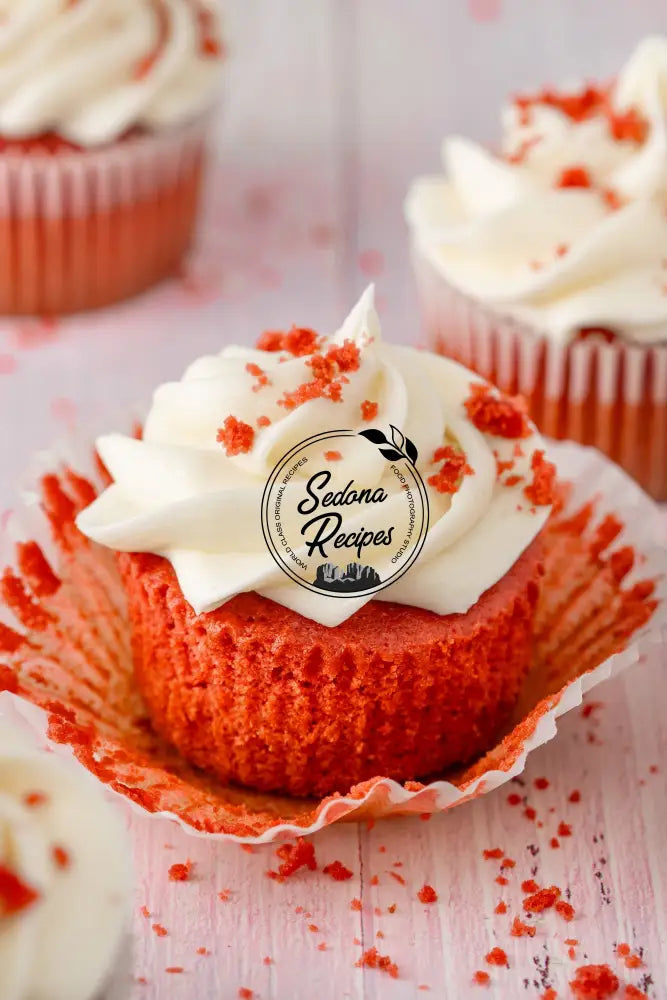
[0, 117, 209, 315]
[413, 249, 667, 501]
[0, 431, 664, 843]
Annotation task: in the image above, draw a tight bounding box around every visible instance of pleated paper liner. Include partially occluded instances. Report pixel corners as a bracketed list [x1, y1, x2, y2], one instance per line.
[0, 116, 208, 315]
[413, 249, 667, 501]
[0, 439, 664, 843]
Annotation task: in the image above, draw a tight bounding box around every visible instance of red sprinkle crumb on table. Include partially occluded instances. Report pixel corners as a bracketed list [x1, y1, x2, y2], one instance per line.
[356, 947, 399, 979]
[555, 900, 575, 922]
[501, 858, 516, 869]
[324, 450, 342, 461]
[524, 449, 558, 506]
[486, 947, 508, 968]
[524, 807, 537, 821]
[417, 884, 438, 904]
[196, 947, 209, 956]
[473, 971, 491, 985]
[218, 890, 231, 902]
[374, 907, 382, 917]
[624, 954, 643, 969]
[361, 400, 379, 421]
[140, 905, 151, 918]
[52, 845, 70, 869]
[389, 871, 406, 886]
[308, 924, 319, 933]
[496, 876, 509, 886]
[350, 898, 362, 911]
[495, 901, 508, 914]
[23, 791, 48, 808]
[569, 790, 581, 803]
[216, 416, 255, 456]
[507, 793, 522, 806]
[569, 964, 619, 999]
[565, 939, 579, 947]
[522, 879, 540, 893]
[464, 382, 530, 439]
[0, 864, 40, 915]
[166, 967, 184, 975]
[523, 886, 561, 913]
[152, 924, 168, 937]
[556, 165, 592, 188]
[388, 904, 397, 914]
[323, 860, 353, 881]
[318, 942, 328, 951]
[168, 861, 192, 882]
[558, 822, 573, 837]
[238, 989, 254, 999]
[370, 875, 379, 886]
[511, 916, 536, 938]
[550, 838, 560, 849]
[649, 764, 659, 774]
[616, 944, 631, 958]
[569, 947, 578, 961]
[271, 838, 317, 879]
[263, 957, 272, 965]
[541, 990, 558, 1000]
[418, 987, 431, 992]
[534, 777, 550, 790]
[624, 986, 648, 999]
[483, 848, 504, 860]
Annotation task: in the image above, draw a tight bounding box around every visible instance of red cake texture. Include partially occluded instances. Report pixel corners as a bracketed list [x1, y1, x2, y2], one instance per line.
[118, 538, 543, 798]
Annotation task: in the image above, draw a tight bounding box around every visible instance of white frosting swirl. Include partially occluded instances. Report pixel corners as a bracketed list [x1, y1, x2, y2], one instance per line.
[77, 288, 551, 628]
[0, 0, 223, 146]
[405, 37, 667, 345]
[0, 721, 131, 1000]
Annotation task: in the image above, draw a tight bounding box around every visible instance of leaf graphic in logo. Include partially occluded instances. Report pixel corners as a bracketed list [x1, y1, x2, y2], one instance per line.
[379, 447, 403, 461]
[404, 436, 419, 465]
[389, 425, 405, 451]
[358, 428, 388, 445]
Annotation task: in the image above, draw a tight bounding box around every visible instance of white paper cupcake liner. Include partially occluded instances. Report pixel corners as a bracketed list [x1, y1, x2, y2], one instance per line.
[413, 249, 667, 500]
[0, 431, 664, 843]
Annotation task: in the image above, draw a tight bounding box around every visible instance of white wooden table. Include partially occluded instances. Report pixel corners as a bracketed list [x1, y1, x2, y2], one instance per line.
[1, 4, 667, 996]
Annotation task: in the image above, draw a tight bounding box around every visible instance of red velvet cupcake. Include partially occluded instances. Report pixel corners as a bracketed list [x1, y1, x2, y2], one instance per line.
[76, 288, 556, 797]
[0, 1, 223, 315]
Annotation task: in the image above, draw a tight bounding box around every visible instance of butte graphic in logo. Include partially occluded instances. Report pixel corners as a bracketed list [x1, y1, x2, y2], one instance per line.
[261, 426, 429, 598]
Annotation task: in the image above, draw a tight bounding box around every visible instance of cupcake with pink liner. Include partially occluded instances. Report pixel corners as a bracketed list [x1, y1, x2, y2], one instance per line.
[0, 0, 223, 315]
[0, 715, 132, 998]
[406, 36, 667, 500]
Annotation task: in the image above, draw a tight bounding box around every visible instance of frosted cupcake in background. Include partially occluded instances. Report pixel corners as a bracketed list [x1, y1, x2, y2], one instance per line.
[406, 37, 667, 500]
[0, 0, 223, 315]
[0, 719, 132, 999]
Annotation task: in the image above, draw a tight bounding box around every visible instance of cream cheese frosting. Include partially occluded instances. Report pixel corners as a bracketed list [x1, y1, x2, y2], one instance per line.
[76, 287, 552, 628]
[405, 37, 667, 345]
[0, 721, 131, 1000]
[0, 0, 223, 146]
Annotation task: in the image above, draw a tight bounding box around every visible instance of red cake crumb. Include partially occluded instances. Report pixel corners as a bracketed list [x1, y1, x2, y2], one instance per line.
[507, 793, 522, 806]
[523, 450, 557, 506]
[474, 971, 491, 985]
[428, 445, 474, 494]
[483, 848, 504, 860]
[513, 83, 648, 144]
[0, 864, 40, 915]
[216, 416, 255, 456]
[256, 326, 320, 357]
[152, 923, 168, 937]
[555, 900, 575, 922]
[495, 902, 508, 914]
[370, 875, 379, 886]
[350, 897, 362, 910]
[245, 362, 271, 392]
[569, 790, 582, 803]
[318, 942, 328, 951]
[52, 845, 70, 869]
[23, 791, 48, 808]
[168, 861, 192, 882]
[356, 947, 399, 978]
[556, 166, 592, 188]
[361, 400, 379, 421]
[558, 822, 573, 837]
[263, 957, 272, 965]
[534, 777, 550, 790]
[389, 871, 406, 886]
[616, 944, 631, 958]
[542, 990, 558, 1000]
[569, 964, 619, 999]
[269, 838, 317, 879]
[140, 906, 151, 918]
[373, 907, 382, 917]
[486, 947, 508, 968]
[166, 967, 184, 974]
[624, 986, 648, 999]
[569, 947, 578, 961]
[308, 924, 319, 933]
[624, 955, 642, 970]
[196, 947, 209, 956]
[551, 838, 560, 849]
[566, 939, 579, 947]
[524, 886, 561, 913]
[511, 916, 536, 938]
[238, 989, 253, 998]
[278, 340, 360, 410]
[504, 474, 523, 488]
[417, 884, 438, 904]
[525, 807, 537, 821]
[649, 765, 659, 774]
[501, 858, 516, 869]
[464, 382, 530, 439]
[323, 861, 353, 881]
[218, 890, 231, 902]
[496, 876, 509, 886]
[324, 450, 342, 461]
[388, 904, 397, 914]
